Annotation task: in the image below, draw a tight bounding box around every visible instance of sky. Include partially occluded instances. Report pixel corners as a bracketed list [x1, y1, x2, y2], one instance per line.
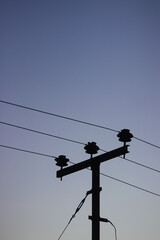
[0, 0, 160, 240]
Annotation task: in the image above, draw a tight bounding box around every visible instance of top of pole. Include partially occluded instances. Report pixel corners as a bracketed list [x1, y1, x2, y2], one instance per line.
[56, 145, 129, 178]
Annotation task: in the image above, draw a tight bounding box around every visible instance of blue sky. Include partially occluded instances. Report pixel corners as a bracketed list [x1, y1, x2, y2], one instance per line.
[0, 1, 160, 240]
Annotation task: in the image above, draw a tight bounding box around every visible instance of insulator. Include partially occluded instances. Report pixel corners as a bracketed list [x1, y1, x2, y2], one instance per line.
[117, 129, 133, 143]
[55, 155, 69, 168]
[84, 142, 99, 155]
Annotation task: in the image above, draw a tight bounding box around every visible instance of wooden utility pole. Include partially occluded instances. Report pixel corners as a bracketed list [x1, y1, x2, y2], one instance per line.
[55, 129, 133, 240]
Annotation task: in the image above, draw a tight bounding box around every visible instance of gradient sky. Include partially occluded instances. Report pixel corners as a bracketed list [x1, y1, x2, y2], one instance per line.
[0, 1, 160, 240]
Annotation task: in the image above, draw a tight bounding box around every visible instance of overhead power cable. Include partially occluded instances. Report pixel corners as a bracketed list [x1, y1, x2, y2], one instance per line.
[0, 100, 160, 149]
[121, 156, 160, 173]
[0, 144, 56, 158]
[0, 100, 118, 133]
[100, 148, 160, 174]
[100, 172, 160, 197]
[1, 99, 160, 150]
[0, 121, 85, 146]
[0, 144, 160, 197]
[1, 120, 159, 174]
[68, 159, 160, 197]
[133, 136, 160, 149]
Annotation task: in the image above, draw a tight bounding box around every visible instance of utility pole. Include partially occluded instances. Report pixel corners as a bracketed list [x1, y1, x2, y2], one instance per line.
[55, 129, 133, 240]
[90, 160, 100, 240]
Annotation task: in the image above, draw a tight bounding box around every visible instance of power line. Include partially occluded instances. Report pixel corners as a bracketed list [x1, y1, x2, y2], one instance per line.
[0, 121, 85, 146]
[0, 144, 160, 197]
[0, 144, 56, 158]
[68, 160, 160, 197]
[100, 148, 160, 174]
[122, 156, 160, 173]
[1, 120, 159, 174]
[133, 136, 160, 149]
[1, 99, 160, 150]
[100, 172, 160, 197]
[0, 99, 118, 133]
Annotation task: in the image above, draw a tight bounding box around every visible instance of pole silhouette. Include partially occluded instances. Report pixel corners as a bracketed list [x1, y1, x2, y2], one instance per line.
[55, 129, 133, 240]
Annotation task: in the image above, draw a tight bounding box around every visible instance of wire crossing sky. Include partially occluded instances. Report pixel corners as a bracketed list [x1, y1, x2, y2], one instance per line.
[0, 99, 160, 149]
[0, 120, 160, 173]
[0, 99, 119, 132]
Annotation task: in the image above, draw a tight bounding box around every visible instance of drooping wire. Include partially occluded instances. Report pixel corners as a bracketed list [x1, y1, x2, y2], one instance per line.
[108, 220, 117, 240]
[1, 144, 160, 197]
[0, 120, 159, 174]
[96, 217, 117, 240]
[57, 190, 91, 240]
